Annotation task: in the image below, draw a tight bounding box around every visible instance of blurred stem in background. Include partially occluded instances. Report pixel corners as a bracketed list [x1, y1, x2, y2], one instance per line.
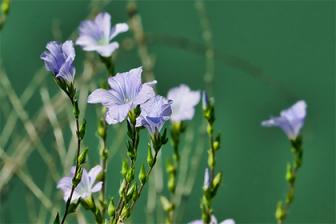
[97, 55, 115, 216]
[201, 92, 222, 223]
[161, 121, 185, 224]
[275, 137, 303, 224]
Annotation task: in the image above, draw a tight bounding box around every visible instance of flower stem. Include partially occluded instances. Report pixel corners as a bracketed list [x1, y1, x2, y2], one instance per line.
[60, 96, 83, 224]
[275, 137, 303, 224]
[113, 111, 140, 224]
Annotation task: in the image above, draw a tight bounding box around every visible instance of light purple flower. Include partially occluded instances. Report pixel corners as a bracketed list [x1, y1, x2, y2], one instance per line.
[189, 216, 235, 224]
[76, 12, 128, 57]
[88, 67, 156, 124]
[57, 165, 102, 203]
[167, 84, 200, 122]
[136, 96, 173, 134]
[40, 40, 76, 82]
[262, 100, 307, 139]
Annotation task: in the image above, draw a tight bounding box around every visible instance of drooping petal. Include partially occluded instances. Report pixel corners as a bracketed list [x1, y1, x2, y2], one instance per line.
[110, 23, 129, 40]
[88, 89, 118, 107]
[88, 165, 102, 186]
[91, 182, 103, 192]
[94, 42, 119, 57]
[133, 80, 157, 105]
[105, 103, 131, 124]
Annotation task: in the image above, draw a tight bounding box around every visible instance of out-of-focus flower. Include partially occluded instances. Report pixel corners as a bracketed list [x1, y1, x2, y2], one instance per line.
[189, 216, 235, 224]
[57, 165, 102, 203]
[40, 40, 76, 83]
[76, 12, 128, 57]
[167, 84, 200, 122]
[88, 67, 156, 124]
[136, 96, 172, 134]
[262, 100, 307, 139]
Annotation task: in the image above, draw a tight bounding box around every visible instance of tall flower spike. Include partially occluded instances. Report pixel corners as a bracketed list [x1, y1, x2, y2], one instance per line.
[167, 84, 200, 122]
[261, 100, 307, 139]
[76, 12, 129, 57]
[40, 40, 76, 83]
[57, 166, 103, 203]
[88, 67, 156, 124]
[136, 96, 173, 134]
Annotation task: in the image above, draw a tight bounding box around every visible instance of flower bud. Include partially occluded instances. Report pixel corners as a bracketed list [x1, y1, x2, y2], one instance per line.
[147, 144, 154, 167]
[275, 201, 286, 222]
[108, 198, 115, 217]
[77, 148, 88, 165]
[78, 119, 87, 139]
[160, 196, 174, 212]
[208, 149, 215, 169]
[72, 167, 83, 186]
[121, 159, 128, 177]
[138, 165, 147, 185]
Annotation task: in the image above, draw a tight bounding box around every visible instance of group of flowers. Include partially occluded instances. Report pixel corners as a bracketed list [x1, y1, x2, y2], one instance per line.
[40, 11, 307, 224]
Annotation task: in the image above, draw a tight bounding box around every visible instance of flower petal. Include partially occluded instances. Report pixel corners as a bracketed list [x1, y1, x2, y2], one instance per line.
[91, 182, 103, 193]
[88, 165, 102, 186]
[94, 12, 111, 40]
[105, 103, 131, 124]
[110, 23, 129, 40]
[133, 80, 157, 105]
[87, 89, 117, 107]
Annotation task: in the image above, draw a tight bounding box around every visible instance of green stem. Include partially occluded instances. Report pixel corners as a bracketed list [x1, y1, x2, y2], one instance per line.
[61, 97, 82, 224]
[276, 137, 303, 224]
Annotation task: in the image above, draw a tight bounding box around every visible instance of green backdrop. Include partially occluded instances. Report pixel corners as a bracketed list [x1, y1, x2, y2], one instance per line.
[0, 0, 334, 223]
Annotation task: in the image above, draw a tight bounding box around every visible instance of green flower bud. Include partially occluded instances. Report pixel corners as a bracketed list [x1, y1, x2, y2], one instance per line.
[126, 168, 134, 182]
[108, 198, 115, 217]
[212, 172, 222, 195]
[160, 196, 174, 212]
[119, 180, 126, 197]
[73, 100, 80, 118]
[80, 196, 95, 210]
[275, 201, 286, 222]
[78, 119, 87, 139]
[147, 144, 154, 167]
[121, 159, 128, 177]
[72, 167, 83, 186]
[77, 148, 88, 165]
[168, 174, 176, 193]
[97, 119, 106, 139]
[208, 149, 215, 169]
[138, 165, 147, 185]
[121, 206, 130, 219]
[285, 163, 295, 184]
[126, 184, 136, 200]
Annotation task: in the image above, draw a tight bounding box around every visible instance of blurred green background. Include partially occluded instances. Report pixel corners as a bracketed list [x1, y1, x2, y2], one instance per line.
[0, 0, 334, 223]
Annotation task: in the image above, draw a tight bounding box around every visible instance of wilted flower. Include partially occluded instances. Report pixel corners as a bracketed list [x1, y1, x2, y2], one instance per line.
[189, 216, 235, 224]
[136, 96, 172, 134]
[40, 40, 76, 83]
[76, 12, 128, 57]
[167, 84, 200, 122]
[88, 67, 156, 124]
[57, 165, 102, 203]
[262, 100, 307, 139]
